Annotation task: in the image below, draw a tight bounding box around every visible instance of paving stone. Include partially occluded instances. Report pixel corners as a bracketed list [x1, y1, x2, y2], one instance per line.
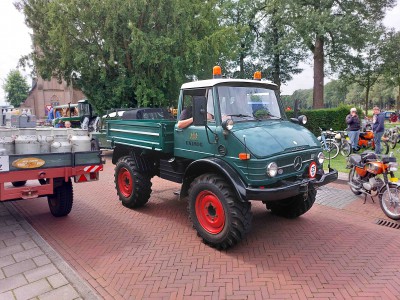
[13, 278, 52, 300]
[47, 273, 69, 289]
[0, 269, 4, 280]
[21, 240, 37, 250]
[24, 264, 59, 283]
[13, 247, 44, 263]
[0, 231, 15, 241]
[0, 244, 24, 258]
[33, 255, 51, 267]
[4, 234, 31, 247]
[0, 274, 27, 293]
[0, 255, 15, 268]
[38, 284, 79, 300]
[3, 259, 36, 277]
[0, 291, 15, 300]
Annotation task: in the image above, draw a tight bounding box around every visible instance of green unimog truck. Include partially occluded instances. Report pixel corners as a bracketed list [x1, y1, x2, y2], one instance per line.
[106, 67, 338, 249]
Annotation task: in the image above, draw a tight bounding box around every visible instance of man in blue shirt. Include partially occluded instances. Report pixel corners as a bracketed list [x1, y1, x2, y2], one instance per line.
[372, 106, 385, 154]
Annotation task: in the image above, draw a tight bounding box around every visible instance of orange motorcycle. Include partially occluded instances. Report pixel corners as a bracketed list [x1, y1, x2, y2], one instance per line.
[357, 130, 389, 154]
[348, 151, 400, 220]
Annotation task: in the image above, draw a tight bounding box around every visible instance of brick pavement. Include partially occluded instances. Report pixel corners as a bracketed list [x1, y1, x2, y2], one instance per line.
[0, 201, 99, 300]
[5, 156, 400, 299]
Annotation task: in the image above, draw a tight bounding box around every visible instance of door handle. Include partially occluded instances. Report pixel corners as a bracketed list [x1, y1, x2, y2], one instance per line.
[175, 128, 183, 132]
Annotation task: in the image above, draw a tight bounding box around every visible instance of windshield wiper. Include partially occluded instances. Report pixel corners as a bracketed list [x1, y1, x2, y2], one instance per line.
[226, 114, 254, 118]
[252, 111, 282, 120]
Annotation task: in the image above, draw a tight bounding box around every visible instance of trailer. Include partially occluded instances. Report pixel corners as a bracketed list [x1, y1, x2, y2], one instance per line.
[0, 151, 103, 217]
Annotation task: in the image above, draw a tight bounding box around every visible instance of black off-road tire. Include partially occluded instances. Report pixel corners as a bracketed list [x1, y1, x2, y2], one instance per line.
[266, 186, 317, 219]
[48, 179, 73, 217]
[188, 173, 252, 250]
[114, 156, 152, 208]
[12, 181, 27, 187]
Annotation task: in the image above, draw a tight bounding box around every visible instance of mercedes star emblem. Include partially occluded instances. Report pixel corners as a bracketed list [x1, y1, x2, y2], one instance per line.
[293, 156, 302, 171]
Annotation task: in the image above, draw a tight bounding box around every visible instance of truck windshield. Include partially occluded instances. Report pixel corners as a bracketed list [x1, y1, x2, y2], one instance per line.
[217, 86, 281, 120]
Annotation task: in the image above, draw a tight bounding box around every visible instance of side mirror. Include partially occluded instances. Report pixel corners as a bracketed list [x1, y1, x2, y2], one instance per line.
[192, 96, 207, 126]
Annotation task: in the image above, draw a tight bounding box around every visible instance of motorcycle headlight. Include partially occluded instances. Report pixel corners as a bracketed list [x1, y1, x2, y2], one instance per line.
[317, 152, 324, 164]
[267, 162, 278, 177]
[389, 162, 398, 172]
[334, 133, 341, 140]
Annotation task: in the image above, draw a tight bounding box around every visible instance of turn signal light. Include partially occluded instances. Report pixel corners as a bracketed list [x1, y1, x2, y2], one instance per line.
[253, 71, 261, 80]
[239, 153, 250, 160]
[213, 66, 222, 78]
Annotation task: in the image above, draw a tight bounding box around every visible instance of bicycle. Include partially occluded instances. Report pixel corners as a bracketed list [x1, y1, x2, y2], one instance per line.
[333, 130, 352, 157]
[318, 128, 339, 159]
[385, 127, 398, 149]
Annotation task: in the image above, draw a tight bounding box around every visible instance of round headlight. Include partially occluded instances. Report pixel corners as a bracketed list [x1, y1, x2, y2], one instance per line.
[317, 152, 324, 164]
[298, 115, 307, 125]
[267, 162, 278, 177]
[222, 118, 234, 131]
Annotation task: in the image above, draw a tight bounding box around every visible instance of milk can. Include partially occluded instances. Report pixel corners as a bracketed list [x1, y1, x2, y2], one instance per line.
[70, 129, 91, 152]
[51, 128, 72, 153]
[15, 128, 40, 154]
[36, 128, 54, 153]
[0, 128, 16, 155]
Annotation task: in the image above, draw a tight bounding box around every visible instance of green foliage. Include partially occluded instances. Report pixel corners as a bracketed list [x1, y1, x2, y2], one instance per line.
[17, 0, 229, 113]
[2, 69, 30, 107]
[286, 106, 363, 136]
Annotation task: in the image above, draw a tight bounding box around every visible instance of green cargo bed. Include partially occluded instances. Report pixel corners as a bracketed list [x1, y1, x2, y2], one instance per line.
[106, 119, 175, 153]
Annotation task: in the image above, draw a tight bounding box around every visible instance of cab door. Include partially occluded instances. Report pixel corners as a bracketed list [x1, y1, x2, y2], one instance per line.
[174, 88, 217, 160]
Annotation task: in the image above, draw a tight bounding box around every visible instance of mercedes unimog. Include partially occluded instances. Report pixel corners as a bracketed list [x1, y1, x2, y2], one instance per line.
[106, 67, 338, 249]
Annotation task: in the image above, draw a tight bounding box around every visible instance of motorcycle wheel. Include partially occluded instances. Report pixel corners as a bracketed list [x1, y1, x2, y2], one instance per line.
[322, 139, 339, 159]
[348, 167, 362, 195]
[379, 184, 400, 220]
[340, 140, 352, 157]
[389, 133, 398, 149]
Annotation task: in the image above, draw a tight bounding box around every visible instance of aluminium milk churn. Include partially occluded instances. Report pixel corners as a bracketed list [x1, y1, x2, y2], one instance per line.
[0, 128, 16, 155]
[70, 129, 91, 152]
[36, 128, 54, 153]
[51, 128, 72, 153]
[15, 128, 40, 154]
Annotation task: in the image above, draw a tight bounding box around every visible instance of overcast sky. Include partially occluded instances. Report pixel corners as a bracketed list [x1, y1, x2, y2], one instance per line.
[0, 1, 399, 105]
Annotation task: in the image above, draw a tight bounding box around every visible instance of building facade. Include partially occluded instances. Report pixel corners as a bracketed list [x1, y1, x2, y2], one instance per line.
[22, 77, 85, 120]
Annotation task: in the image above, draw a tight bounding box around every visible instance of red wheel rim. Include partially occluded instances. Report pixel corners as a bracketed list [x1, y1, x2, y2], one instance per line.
[195, 190, 225, 234]
[118, 167, 133, 197]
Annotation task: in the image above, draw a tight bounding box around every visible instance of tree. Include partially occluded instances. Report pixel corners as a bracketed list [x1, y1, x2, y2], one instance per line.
[339, 30, 385, 115]
[381, 30, 400, 111]
[289, 0, 395, 109]
[2, 69, 30, 107]
[16, 0, 231, 113]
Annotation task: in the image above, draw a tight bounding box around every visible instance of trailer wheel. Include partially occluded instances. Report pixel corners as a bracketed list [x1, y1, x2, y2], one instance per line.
[12, 181, 27, 187]
[48, 179, 73, 217]
[266, 186, 316, 219]
[114, 156, 152, 208]
[188, 173, 252, 250]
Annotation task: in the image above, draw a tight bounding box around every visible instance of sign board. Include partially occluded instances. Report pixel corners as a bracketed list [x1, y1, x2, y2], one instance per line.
[0, 156, 10, 172]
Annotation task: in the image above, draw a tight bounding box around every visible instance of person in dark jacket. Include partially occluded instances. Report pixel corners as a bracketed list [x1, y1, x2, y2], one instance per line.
[372, 106, 385, 154]
[346, 107, 361, 152]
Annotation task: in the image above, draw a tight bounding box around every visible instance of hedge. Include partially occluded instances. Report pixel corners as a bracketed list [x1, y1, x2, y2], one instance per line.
[285, 106, 363, 136]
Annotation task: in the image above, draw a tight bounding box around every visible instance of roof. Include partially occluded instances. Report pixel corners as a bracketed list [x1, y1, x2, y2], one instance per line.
[180, 78, 277, 90]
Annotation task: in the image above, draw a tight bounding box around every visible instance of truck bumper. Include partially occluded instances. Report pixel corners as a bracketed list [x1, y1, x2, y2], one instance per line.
[246, 169, 338, 202]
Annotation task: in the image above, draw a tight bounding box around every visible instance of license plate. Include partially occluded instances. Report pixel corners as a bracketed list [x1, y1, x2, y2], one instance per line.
[390, 177, 398, 182]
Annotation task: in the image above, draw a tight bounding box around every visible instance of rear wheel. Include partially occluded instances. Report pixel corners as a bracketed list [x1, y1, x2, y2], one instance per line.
[379, 185, 400, 220]
[348, 167, 362, 195]
[266, 186, 316, 218]
[321, 139, 339, 159]
[188, 173, 252, 249]
[389, 133, 398, 149]
[114, 156, 152, 208]
[382, 141, 390, 155]
[48, 179, 73, 217]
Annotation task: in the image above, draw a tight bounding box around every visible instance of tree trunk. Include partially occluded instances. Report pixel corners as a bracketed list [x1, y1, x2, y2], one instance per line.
[397, 84, 400, 112]
[239, 43, 245, 78]
[313, 36, 324, 109]
[365, 86, 370, 116]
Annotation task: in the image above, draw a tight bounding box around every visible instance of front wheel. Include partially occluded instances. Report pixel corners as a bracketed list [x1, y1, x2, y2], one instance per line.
[114, 156, 152, 208]
[389, 133, 398, 149]
[382, 141, 390, 155]
[266, 186, 316, 218]
[379, 184, 400, 220]
[188, 173, 252, 249]
[321, 139, 339, 159]
[340, 140, 352, 157]
[48, 179, 73, 217]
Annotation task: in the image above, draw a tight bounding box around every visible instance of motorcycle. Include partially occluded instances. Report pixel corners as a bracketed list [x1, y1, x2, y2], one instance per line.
[348, 151, 400, 220]
[358, 130, 389, 154]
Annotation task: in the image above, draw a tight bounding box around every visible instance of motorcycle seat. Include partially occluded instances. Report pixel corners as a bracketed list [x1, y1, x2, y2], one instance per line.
[361, 151, 378, 163]
[349, 154, 362, 166]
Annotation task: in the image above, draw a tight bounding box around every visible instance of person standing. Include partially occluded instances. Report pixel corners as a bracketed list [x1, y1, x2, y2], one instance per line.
[372, 106, 385, 154]
[346, 107, 361, 152]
